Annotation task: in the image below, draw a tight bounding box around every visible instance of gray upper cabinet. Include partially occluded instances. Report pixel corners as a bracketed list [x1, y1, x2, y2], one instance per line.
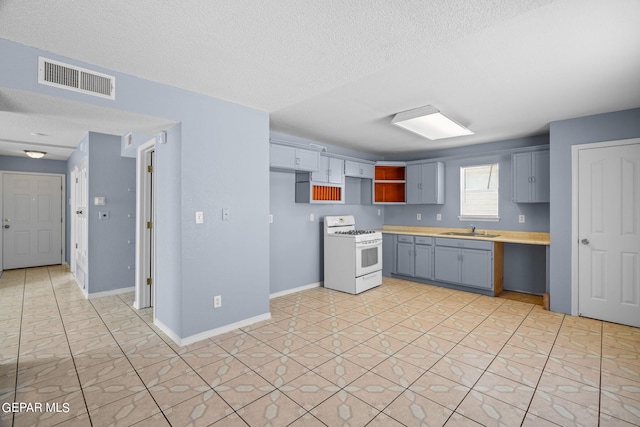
[344, 160, 374, 179]
[406, 162, 445, 204]
[312, 155, 344, 184]
[512, 150, 550, 203]
[270, 143, 319, 172]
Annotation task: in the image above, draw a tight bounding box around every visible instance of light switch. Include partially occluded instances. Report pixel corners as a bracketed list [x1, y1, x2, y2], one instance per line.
[222, 208, 230, 221]
[94, 197, 105, 206]
[195, 211, 204, 224]
[417, 213, 422, 220]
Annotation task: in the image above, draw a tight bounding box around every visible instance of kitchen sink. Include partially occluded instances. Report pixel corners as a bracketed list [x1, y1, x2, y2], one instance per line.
[440, 231, 500, 238]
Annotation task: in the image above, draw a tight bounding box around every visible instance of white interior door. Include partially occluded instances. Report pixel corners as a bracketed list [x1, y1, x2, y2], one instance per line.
[3, 173, 63, 269]
[135, 139, 156, 310]
[72, 160, 88, 276]
[577, 141, 640, 327]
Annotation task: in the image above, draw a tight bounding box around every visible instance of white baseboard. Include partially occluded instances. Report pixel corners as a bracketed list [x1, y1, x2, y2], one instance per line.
[270, 281, 322, 299]
[88, 286, 135, 299]
[155, 312, 272, 347]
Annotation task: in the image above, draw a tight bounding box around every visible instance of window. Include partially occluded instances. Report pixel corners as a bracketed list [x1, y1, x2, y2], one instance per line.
[459, 163, 499, 221]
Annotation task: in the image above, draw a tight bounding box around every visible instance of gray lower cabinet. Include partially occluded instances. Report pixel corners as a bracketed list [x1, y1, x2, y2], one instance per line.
[396, 238, 415, 276]
[434, 238, 493, 290]
[395, 235, 433, 279]
[414, 242, 433, 279]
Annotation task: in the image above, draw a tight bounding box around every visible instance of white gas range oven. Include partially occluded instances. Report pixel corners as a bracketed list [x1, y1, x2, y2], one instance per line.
[323, 215, 383, 294]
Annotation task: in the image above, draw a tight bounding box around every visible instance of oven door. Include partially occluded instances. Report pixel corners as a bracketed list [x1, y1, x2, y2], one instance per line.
[355, 239, 382, 277]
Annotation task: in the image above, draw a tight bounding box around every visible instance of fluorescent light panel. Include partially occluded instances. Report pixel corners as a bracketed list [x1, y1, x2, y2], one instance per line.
[392, 105, 473, 140]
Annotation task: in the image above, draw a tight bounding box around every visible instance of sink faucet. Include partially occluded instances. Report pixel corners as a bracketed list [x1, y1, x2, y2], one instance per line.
[470, 225, 476, 233]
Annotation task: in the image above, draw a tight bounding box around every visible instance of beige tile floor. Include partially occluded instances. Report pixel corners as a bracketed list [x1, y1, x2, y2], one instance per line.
[1, 266, 639, 426]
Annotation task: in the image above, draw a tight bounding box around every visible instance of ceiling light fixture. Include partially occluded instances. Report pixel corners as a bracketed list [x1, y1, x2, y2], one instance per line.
[24, 150, 47, 159]
[392, 105, 473, 140]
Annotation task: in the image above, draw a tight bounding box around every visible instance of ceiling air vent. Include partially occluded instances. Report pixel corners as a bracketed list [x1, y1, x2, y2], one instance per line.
[38, 57, 115, 100]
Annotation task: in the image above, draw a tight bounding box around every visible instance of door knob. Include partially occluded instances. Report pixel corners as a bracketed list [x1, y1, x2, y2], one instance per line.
[581, 238, 590, 245]
[76, 210, 83, 215]
[4, 225, 9, 229]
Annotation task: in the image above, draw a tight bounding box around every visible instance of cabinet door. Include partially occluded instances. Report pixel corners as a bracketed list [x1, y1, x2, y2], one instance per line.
[512, 152, 533, 202]
[434, 246, 461, 283]
[328, 157, 344, 184]
[421, 162, 444, 204]
[311, 156, 329, 182]
[414, 244, 433, 279]
[406, 164, 422, 204]
[396, 242, 414, 276]
[532, 150, 550, 202]
[296, 148, 320, 172]
[461, 249, 492, 289]
[360, 163, 374, 179]
[270, 144, 296, 169]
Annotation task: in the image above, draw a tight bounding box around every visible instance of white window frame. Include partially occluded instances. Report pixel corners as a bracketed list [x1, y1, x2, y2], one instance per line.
[458, 163, 500, 222]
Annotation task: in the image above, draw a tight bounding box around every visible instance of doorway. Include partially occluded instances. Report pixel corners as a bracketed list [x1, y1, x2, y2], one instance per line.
[2, 172, 64, 270]
[135, 139, 156, 310]
[572, 138, 640, 327]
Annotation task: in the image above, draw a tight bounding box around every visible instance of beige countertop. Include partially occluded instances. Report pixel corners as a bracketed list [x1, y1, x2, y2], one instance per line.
[381, 225, 550, 246]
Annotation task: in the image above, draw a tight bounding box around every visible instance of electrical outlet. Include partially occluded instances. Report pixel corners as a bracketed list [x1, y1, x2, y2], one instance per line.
[519, 215, 525, 223]
[417, 213, 422, 220]
[377, 209, 381, 216]
[309, 213, 315, 222]
[436, 214, 442, 221]
[214, 295, 222, 308]
[268, 214, 273, 223]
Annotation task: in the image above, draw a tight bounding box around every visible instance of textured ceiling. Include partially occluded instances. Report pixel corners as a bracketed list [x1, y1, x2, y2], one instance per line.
[0, 0, 639, 158]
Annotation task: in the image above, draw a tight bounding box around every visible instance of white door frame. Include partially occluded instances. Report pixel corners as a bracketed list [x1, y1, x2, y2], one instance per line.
[0, 171, 66, 272]
[134, 138, 156, 310]
[571, 137, 640, 316]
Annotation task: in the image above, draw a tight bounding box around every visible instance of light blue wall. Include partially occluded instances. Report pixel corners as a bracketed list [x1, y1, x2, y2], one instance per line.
[269, 133, 384, 294]
[549, 108, 640, 314]
[0, 155, 67, 174]
[1, 38, 270, 341]
[86, 132, 136, 294]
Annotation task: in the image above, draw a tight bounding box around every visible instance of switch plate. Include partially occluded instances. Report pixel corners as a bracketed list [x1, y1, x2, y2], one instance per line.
[94, 197, 105, 206]
[98, 211, 110, 220]
[416, 213, 421, 220]
[519, 215, 525, 223]
[222, 208, 230, 221]
[309, 213, 315, 222]
[214, 295, 222, 308]
[436, 214, 442, 221]
[195, 211, 204, 224]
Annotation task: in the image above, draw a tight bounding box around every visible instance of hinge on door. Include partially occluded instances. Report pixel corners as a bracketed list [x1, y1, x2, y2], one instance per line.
[147, 221, 152, 229]
[147, 165, 153, 173]
[146, 277, 152, 286]
[75, 243, 78, 248]
[75, 178, 78, 183]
